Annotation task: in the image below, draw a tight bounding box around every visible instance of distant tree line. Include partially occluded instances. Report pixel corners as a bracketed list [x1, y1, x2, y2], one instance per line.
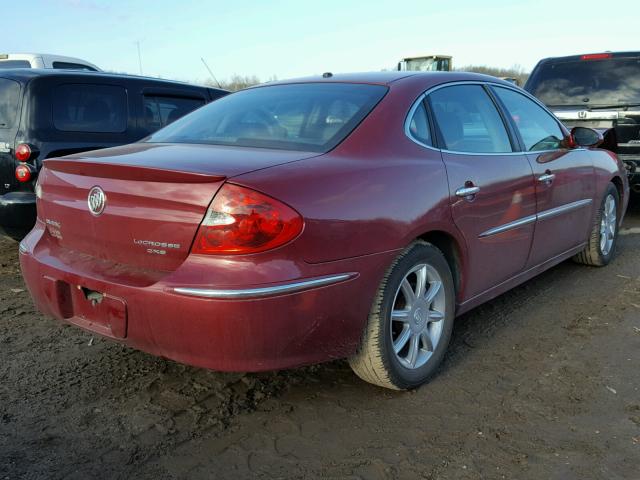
[455, 65, 529, 86]
[205, 74, 272, 91]
[202, 66, 530, 92]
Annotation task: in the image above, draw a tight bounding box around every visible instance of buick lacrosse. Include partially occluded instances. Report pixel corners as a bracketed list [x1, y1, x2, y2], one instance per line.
[20, 72, 629, 389]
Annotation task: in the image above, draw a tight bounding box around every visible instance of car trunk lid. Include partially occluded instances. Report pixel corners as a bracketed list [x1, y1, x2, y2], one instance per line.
[38, 142, 320, 271]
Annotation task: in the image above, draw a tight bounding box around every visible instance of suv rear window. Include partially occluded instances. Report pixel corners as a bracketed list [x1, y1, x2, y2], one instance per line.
[0, 78, 20, 128]
[53, 84, 127, 133]
[147, 83, 388, 152]
[527, 56, 640, 107]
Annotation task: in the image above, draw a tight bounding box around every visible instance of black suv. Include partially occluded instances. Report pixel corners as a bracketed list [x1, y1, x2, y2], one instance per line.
[525, 51, 640, 192]
[0, 69, 227, 238]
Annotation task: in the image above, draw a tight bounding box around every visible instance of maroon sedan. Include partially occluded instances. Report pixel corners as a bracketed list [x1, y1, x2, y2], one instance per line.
[19, 72, 629, 390]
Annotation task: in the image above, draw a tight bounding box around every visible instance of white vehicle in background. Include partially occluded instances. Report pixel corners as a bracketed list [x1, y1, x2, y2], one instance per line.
[0, 53, 100, 71]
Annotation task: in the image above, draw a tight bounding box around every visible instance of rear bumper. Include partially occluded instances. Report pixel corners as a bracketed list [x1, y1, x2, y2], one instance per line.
[19, 224, 397, 372]
[0, 191, 36, 235]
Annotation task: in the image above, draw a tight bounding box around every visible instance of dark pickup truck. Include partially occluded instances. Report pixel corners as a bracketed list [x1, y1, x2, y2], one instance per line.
[0, 69, 227, 238]
[525, 51, 640, 192]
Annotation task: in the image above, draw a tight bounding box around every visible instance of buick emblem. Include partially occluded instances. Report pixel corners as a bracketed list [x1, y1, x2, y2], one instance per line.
[413, 308, 427, 327]
[87, 186, 106, 216]
[577, 110, 588, 119]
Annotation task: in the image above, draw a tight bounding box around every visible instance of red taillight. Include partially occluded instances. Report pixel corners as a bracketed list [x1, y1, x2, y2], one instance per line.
[581, 53, 612, 61]
[15, 143, 31, 162]
[192, 184, 304, 255]
[15, 163, 32, 182]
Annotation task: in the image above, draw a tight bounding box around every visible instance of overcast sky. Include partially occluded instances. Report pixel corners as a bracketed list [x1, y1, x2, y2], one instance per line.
[3, 0, 639, 84]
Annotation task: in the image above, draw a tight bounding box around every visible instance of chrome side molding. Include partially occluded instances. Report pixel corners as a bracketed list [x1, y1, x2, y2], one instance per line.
[172, 273, 358, 300]
[536, 199, 593, 221]
[479, 214, 537, 238]
[479, 198, 593, 238]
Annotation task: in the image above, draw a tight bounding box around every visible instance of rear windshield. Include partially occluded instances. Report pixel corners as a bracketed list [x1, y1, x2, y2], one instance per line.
[0, 60, 31, 69]
[0, 78, 21, 128]
[147, 83, 388, 152]
[528, 56, 640, 107]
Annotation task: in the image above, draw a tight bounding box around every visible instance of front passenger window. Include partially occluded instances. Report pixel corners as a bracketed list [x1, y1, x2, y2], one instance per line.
[493, 87, 564, 152]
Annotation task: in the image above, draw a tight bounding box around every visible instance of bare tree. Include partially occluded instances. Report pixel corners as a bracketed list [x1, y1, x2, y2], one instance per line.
[206, 74, 262, 91]
[455, 64, 529, 85]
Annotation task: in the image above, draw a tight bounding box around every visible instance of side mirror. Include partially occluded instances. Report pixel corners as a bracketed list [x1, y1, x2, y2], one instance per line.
[571, 126, 603, 147]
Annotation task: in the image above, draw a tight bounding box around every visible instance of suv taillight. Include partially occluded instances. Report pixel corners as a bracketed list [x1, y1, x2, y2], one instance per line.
[15, 163, 33, 182]
[192, 184, 303, 255]
[15, 143, 32, 162]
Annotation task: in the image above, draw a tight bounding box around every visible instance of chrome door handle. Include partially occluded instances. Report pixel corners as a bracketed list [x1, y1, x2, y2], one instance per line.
[455, 186, 480, 198]
[538, 173, 556, 184]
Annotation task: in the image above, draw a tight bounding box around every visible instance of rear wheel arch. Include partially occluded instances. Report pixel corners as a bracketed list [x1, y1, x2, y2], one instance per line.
[610, 175, 624, 214]
[349, 240, 456, 389]
[417, 230, 464, 298]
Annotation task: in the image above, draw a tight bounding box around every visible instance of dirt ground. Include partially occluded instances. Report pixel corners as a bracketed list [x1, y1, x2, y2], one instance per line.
[1, 203, 639, 480]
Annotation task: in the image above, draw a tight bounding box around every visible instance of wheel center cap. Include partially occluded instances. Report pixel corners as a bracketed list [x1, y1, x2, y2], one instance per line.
[413, 307, 428, 329]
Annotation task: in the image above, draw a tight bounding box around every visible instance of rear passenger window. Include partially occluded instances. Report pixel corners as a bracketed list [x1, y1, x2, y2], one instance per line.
[428, 85, 512, 153]
[53, 84, 127, 133]
[0, 78, 20, 128]
[143, 96, 204, 130]
[493, 86, 564, 152]
[407, 101, 431, 146]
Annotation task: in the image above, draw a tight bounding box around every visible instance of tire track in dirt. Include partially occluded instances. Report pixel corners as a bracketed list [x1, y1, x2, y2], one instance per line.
[144, 229, 640, 479]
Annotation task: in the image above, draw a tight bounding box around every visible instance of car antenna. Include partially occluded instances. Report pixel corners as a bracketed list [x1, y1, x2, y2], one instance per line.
[136, 40, 143, 75]
[201, 57, 222, 89]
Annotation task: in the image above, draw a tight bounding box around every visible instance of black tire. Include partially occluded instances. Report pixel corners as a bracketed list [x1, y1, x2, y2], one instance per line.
[573, 182, 620, 267]
[349, 241, 455, 390]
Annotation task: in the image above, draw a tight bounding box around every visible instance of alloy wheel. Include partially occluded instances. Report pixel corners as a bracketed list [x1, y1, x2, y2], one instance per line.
[390, 263, 446, 369]
[599, 194, 617, 256]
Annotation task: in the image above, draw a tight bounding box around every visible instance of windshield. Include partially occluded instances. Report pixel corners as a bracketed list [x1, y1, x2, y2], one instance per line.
[0, 78, 20, 128]
[407, 58, 437, 71]
[528, 56, 640, 107]
[147, 83, 388, 152]
[403, 58, 450, 72]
